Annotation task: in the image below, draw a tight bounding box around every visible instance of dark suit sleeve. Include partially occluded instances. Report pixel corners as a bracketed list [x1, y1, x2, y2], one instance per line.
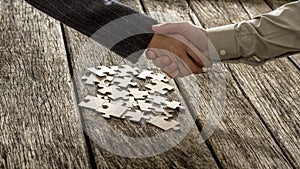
[25, 0, 158, 62]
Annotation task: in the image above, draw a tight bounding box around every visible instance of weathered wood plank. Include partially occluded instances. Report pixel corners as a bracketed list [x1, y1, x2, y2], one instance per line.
[62, 0, 219, 168]
[190, 0, 299, 168]
[142, 0, 293, 168]
[0, 1, 91, 168]
[264, 0, 294, 9]
[237, 0, 300, 167]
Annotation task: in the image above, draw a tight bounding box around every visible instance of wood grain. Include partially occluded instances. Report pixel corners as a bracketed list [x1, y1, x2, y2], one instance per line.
[238, 0, 300, 167]
[62, 0, 219, 168]
[190, 0, 299, 168]
[0, 0, 91, 168]
[142, 0, 294, 168]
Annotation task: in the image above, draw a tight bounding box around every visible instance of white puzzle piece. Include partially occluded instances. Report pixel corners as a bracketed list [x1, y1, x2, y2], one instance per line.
[137, 70, 169, 82]
[79, 95, 109, 110]
[145, 81, 174, 95]
[128, 88, 148, 100]
[111, 76, 137, 88]
[122, 109, 151, 122]
[115, 65, 139, 77]
[147, 115, 180, 131]
[98, 85, 130, 100]
[96, 102, 128, 118]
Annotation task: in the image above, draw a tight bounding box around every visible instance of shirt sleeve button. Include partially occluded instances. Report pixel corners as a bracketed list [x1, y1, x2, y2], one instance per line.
[219, 49, 227, 56]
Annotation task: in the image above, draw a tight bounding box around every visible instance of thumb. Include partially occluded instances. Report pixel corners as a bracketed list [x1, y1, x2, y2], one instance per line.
[152, 22, 187, 34]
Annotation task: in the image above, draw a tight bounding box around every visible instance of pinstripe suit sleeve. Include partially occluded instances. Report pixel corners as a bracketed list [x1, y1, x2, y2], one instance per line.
[25, 0, 158, 62]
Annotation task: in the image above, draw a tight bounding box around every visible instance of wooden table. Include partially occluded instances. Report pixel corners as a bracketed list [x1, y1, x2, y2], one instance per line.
[1, 0, 299, 168]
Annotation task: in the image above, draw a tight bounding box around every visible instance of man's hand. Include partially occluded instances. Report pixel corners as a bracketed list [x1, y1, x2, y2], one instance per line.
[147, 22, 213, 78]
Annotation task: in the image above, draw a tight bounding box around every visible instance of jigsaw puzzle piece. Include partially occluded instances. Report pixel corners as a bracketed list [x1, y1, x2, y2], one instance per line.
[120, 65, 139, 75]
[87, 66, 117, 77]
[145, 81, 174, 95]
[150, 73, 169, 83]
[96, 66, 118, 75]
[162, 109, 174, 119]
[81, 74, 101, 85]
[82, 73, 114, 86]
[150, 104, 165, 113]
[165, 101, 184, 109]
[98, 85, 130, 100]
[122, 109, 151, 122]
[79, 95, 109, 110]
[137, 70, 169, 82]
[137, 70, 154, 79]
[133, 100, 154, 112]
[115, 65, 139, 77]
[114, 96, 137, 108]
[147, 95, 168, 105]
[111, 76, 137, 88]
[96, 102, 128, 118]
[128, 88, 148, 100]
[147, 115, 180, 131]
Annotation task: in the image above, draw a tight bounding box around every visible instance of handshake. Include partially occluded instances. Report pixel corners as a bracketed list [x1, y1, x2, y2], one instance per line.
[146, 22, 214, 78]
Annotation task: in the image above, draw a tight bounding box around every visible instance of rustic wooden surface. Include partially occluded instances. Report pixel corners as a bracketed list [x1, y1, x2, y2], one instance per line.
[0, 1, 91, 169]
[0, 0, 299, 168]
[190, 0, 300, 168]
[237, 0, 300, 167]
[189, 0, 299, 168]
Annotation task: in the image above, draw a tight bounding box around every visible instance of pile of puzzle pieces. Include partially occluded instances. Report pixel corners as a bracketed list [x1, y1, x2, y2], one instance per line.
[79, 65, 184, 131]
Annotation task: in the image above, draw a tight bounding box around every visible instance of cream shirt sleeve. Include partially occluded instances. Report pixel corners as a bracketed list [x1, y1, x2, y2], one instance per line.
[207, 1, 300, 66]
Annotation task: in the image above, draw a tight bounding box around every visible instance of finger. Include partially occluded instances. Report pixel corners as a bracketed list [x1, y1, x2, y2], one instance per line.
[174, 51, 202, 75]
[168, 69, 179, 78]
[146, 50, 157, 60]
[152, 22, 189, 34]
[152, 56, 172, 68]
[161, 61, 178, 74]
[164, 69, 179, 79]
[186, 46, 212, 68]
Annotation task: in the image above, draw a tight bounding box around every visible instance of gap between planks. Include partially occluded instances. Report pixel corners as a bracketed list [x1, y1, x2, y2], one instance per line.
[60, 23, 98, 169]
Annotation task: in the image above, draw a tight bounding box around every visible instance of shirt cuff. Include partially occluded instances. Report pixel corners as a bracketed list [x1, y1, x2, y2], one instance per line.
[206, 24, 239, 61]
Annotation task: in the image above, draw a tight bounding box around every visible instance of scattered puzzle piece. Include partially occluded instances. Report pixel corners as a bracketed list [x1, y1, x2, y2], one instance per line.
[150, 104, 165, 113]
[137, 70, 168, 82]
[116, 65, 139, 77]
[96, 66, 118, 75]
[128, 88, 148, 100]
[98, 85, 130, 100]
[145, 81, 174, 95]
[122, 109, 151, 122]
[147, 95, 168, 105]
[133, 100, 154, 112]
[82, 74, 113, 86]
[79, 95, 109, 110]
[150, 73, 169, 83]
[137, 70, 154, 79]
[81, 74, 101, 85]
[147, 115, 180, 130]
[165, 101, 183, 109]
[111, 76, 137, 88]
[87, 66, 116, 77]
[96, 102, 128, 118]
[162, 110, 173, 119]
[115, 96, 137, 108]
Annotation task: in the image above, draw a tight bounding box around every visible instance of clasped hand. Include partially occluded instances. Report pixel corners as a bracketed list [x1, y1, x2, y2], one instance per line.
[147, 22, 212, 78]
